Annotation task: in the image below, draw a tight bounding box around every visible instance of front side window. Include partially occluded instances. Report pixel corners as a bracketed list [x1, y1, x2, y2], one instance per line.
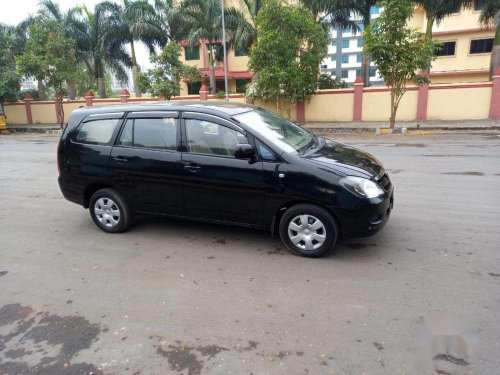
[76, 119, 120, 144]
[118, 118, 177, 150]
[234, 109, 313, 154]
[470, 38, 494, 54]
[185, 119, 248, 157]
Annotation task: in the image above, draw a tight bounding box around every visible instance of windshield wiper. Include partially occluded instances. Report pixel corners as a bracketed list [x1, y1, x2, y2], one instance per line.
[300, 135, 317, 154]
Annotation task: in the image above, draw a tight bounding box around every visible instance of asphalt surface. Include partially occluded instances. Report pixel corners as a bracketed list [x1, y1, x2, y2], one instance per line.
[0, 133, 499, 375]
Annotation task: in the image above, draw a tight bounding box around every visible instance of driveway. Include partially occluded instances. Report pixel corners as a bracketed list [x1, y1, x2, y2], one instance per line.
[0, 133, 499, 374]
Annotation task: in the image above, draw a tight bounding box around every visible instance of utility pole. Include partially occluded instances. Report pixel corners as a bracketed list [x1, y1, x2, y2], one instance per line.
[220, 0, 229, 101]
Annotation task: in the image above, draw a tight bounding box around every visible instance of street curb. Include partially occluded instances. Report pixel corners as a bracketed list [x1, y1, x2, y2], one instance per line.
[5, 127, 61, 135]
[305, 126, 500, 135]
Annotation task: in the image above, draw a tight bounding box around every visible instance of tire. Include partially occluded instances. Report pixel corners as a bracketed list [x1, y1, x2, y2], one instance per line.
[279, 204, 338, 258]
[89, 188, 132, 233]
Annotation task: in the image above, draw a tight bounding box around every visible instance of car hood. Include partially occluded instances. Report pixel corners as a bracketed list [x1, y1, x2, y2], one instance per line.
[302, 139, 384, 178]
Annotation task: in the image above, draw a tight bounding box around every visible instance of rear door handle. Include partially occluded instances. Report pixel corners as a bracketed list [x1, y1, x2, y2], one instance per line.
[184, 163, 201, 173]
[113, 156, 129, 162]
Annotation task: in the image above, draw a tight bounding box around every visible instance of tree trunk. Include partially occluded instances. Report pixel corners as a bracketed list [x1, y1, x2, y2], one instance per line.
[208, 45, 216, 95]
[132, 66, 141, 98]
[362, 13, 371, 87]
[389, 90, 396, 129]
[424, 17, 435, 73]
[98, 78, 106, 98]
[37, 80, 46, 100]
[490, 24, 500, 79]
[67, 81, 76, 100]
[131, 40, 142, 98]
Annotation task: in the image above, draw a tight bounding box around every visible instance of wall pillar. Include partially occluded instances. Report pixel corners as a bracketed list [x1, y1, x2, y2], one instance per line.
[85, 90, 94, 107]
[54, 97, 62, 124]
[120, 89, 130, 103]
[199, 84, 208, 101]
[296, 101, 305, 123]
[24, 94, 33, 125]
[417, 72, 430, 121]
[353, 76, 364, 121]
[489, 67, 500, 119]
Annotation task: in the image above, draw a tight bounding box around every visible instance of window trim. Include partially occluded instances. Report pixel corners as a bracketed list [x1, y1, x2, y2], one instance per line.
[435, 40, 457, 58]
[469, 37, 494, 55]
[114, 113, 181, 152]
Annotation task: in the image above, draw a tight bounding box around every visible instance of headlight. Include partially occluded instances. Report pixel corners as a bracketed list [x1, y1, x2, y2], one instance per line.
[340, 176, 384, 199]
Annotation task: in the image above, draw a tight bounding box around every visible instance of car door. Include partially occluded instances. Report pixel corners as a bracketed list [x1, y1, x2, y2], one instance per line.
[109, 111, 183, 215]
[181, 112, 265, 226]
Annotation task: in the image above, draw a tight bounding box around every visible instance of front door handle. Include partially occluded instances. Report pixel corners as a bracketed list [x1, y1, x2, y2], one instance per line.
[112, 156, 129, 162]
[184, 163, 201, 173]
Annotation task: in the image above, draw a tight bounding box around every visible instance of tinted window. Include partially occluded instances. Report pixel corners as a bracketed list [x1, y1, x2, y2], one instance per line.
[185, 119, 248, 157]
[470, 38, 494, 54]
[76, 119, 120, 144]
[118, 118, 177, 150]
[184, 46, 200, 60]
[436, 41, 456, 56]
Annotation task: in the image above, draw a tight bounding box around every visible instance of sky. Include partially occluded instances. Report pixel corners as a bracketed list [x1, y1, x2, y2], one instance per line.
[0, 0, 153, 69]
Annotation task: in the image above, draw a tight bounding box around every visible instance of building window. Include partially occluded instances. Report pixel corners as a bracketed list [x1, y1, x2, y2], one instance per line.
[357, 39, 363, 48]
[474, 0, 486, 11]
[435, 41, 456, 56]
[371, 6, 380, 15]
[184, 46, 200, 60]
[342, 55, 349, 64]
[357, 23, 365, 32]
[236, 79, 250, 93]
[470, 38, 494, 54]
[235, 46, 248, 57]
[342, 40, 350, 49]
[341, 70, 349, 79]
[369, 68, 377, 77]
[331, 55, 336, 61]
[321, 64, 328, 69]
[187, 81, 201, 95]
[450, 3, 461, 13]
[356, 68, 362, 77]
[357, 54, 363, 63]
[331, 39, 337, 47]
[342, 26, 350, 33]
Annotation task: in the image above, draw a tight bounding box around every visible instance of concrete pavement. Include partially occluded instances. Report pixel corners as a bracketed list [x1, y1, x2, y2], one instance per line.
[0, 133, 499, 374]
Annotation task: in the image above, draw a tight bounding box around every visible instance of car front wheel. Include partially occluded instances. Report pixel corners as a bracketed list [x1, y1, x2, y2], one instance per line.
[89, 188, 132, 233]
[279, 204, 338, 258]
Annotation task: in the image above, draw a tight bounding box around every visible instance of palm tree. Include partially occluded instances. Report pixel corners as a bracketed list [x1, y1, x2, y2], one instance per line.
[415, 0, 475, 71]
[302, 0, 380, 86]
[181, 0, 242, 94]
[119, 0, 161, 97]
[73, 2, 133, 98]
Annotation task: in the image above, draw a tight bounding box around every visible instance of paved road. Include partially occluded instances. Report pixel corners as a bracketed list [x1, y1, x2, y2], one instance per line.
[0, 133, 499, 375]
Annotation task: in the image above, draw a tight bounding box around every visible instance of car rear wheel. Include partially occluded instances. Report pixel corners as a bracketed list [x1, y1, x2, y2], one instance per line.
[279, 204, 338, 258]
[89, 188, 132, 233]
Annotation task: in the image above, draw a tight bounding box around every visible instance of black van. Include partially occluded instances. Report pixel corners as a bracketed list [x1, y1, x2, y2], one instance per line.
[58, 101, 393, 257]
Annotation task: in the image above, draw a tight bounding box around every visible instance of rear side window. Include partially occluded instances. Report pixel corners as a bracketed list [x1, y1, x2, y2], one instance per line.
[76, 119, 120, 144]
[118, 118, 177, 150]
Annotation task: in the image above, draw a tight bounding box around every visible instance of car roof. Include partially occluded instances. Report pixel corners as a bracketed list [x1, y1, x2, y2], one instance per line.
[71, 100, 257, 118]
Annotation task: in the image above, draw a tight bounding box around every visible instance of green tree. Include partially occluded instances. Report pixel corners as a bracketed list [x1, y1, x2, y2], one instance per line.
[137, 41, 200, 100]
[303, 0, 380, 86]
[318, 73, 348, 89]
[248, 1, 328, 115]
[0, 24, 22, 107]
[17, 19, 77, 127]
[364, 0, 436, 129]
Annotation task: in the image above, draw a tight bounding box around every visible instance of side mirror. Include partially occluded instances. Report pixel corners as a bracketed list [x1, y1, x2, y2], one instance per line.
[234, 143, 255, 159]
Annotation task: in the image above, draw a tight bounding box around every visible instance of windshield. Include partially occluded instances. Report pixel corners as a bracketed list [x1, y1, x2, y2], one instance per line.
[234, 109, 313, 153]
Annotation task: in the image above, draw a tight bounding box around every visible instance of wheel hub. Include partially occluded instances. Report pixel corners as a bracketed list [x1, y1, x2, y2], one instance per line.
[287, 214, 326, 251]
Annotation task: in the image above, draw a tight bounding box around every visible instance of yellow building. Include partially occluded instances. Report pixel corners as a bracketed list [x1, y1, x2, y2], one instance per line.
[406, 2, 494, 83]
[179, 0, 495, 95]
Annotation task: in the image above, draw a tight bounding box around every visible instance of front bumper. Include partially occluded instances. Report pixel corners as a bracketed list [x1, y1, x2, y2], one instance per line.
[334, 187, 394, 238]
